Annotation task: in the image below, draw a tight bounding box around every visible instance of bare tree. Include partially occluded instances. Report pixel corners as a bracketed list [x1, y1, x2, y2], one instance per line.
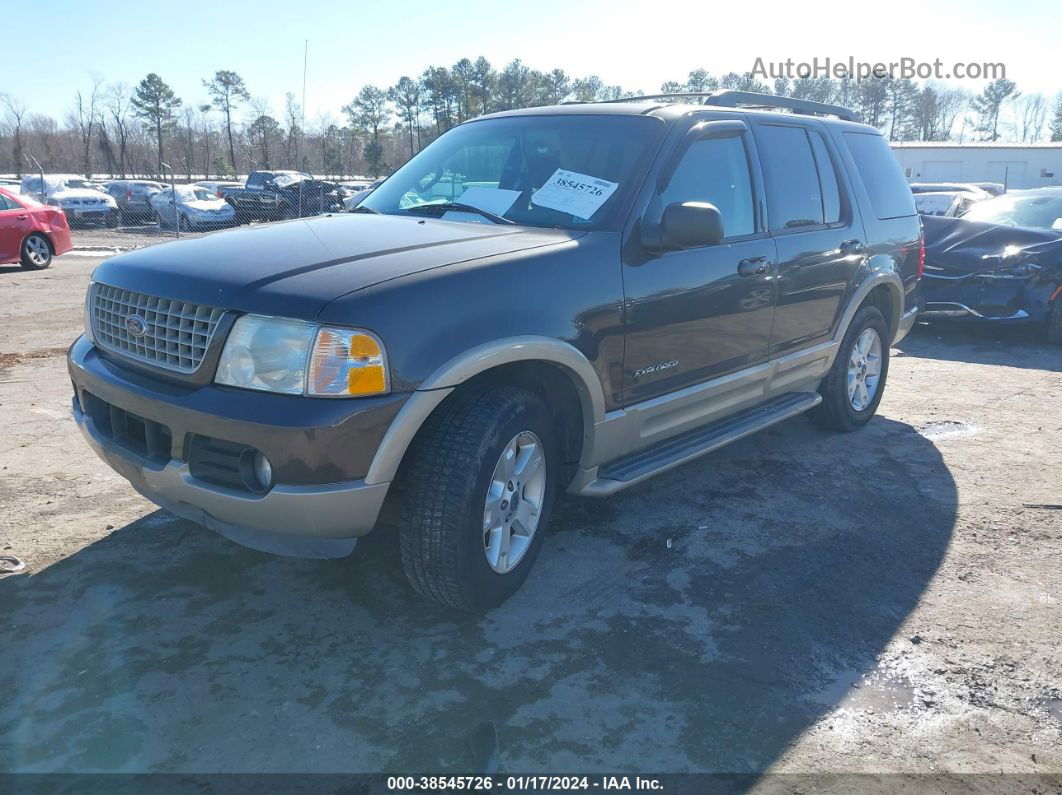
[1, 94, 28, 177]
[1014, 93, 1047, 142]
[71, 75, 104, 176]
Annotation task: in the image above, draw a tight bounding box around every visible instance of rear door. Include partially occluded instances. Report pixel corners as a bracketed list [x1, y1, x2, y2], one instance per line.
[622, 116, 777, 404]
[752, 120, 865, 355]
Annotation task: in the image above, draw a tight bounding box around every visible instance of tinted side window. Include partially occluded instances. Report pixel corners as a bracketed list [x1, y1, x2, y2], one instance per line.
[0, 195, 16, 210]
[757, 125, 824, 230]
[659, 135, 755, 238]
[843, 132, 917, 219]
[808, 131, 841, 224]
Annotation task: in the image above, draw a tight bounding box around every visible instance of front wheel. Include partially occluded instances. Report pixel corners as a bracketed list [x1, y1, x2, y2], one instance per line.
[399, 385, 558, 610]
[20, 234, 53, 269]
[809, 305, 890, 432]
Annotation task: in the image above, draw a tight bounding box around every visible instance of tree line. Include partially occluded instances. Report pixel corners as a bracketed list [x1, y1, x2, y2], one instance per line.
[3, 59, 1061, 182]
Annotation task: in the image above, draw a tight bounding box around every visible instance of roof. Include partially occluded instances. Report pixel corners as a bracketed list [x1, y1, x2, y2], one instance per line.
[477, 100, 876, 132]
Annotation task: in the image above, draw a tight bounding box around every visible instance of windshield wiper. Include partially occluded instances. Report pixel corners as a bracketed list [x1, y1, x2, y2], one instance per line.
[405, 202, 516, 225]
[350, 205, 379, 214]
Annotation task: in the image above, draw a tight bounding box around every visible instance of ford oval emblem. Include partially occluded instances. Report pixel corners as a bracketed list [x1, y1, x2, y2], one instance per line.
[125, 315, 148, 338]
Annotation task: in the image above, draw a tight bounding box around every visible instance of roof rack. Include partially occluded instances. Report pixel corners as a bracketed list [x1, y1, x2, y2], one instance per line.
[592, 90, 860, 122]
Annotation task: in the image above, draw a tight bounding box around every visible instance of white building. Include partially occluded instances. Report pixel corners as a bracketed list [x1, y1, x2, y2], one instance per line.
[890, 142, 1062, 190]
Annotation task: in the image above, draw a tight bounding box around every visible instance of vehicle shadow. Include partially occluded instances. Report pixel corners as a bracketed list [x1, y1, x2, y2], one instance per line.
[895, 321, 1060, 372]
[0, 415, 956, 774]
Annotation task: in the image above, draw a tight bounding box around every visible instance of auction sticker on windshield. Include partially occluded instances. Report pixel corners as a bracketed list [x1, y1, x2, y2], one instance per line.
[531, 169, 619, 219]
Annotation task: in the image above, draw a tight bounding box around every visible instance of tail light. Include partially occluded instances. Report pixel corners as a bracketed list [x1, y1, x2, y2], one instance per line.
[126, 190, 132, 200]
[917, 237, 925, 278]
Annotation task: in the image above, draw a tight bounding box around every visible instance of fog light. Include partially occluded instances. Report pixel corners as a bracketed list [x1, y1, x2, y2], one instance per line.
[252, 452, 273, 490]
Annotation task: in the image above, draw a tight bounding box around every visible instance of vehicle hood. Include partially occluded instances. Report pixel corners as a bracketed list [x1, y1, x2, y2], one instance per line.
[92, 213, 582, 318]
[921, 214, 1062, 275]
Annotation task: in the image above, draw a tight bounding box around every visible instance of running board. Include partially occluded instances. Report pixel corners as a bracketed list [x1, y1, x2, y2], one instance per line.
[579, 392, 822, 496]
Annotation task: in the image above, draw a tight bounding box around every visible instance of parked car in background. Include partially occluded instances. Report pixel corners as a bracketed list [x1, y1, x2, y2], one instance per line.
[0, 187, 72, 269]
[150, 184, 236, 231]
[921, 187, 1062, 344]
[223, 170, 345, 222]
[972, 182, 1006, 197]
[69, 91, 922, 609]
[19, 175, 119, 227]
[195, 180, 243, 200]
[104, 180, 165, 224]
[913, 190, 983, 218]
[343, 187, 374, 210]
[909, 182, 992, 201]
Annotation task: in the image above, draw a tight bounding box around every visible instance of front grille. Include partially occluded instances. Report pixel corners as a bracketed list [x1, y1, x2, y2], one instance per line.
[91, 283, 225, 372]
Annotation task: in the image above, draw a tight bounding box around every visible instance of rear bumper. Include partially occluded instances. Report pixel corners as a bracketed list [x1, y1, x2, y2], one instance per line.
[921, 302, 1030, 321]
[893, 304, 920, 344]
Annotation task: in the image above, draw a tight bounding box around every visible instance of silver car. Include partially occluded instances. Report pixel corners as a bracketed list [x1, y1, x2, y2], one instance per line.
[151, 185, 236, 231]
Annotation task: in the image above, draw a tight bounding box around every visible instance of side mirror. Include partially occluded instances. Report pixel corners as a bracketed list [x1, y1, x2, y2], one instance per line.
[643, 201, 725, 252]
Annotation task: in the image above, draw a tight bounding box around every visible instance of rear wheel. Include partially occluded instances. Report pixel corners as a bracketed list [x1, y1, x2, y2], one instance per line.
[20, 234, 52, 270]
[399, 385, 557, 610]
[809, 305, 889, 432]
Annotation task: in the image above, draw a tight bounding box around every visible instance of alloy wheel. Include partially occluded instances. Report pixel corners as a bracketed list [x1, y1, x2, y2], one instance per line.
[847, 327, 883, 411]
[482, 431, 546, 574]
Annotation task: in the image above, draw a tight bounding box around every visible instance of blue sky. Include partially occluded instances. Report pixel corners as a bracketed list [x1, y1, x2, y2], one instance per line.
[5, 0, 1058, 123]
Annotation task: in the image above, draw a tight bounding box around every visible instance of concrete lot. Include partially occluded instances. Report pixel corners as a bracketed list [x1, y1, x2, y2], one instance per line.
[0, 250, 1060, 776]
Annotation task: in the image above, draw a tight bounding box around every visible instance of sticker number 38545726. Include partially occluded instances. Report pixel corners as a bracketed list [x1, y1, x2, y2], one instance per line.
[531, 168, 620, 220]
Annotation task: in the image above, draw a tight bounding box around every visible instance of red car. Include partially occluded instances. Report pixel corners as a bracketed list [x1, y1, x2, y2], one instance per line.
[0, 187, 72, 270]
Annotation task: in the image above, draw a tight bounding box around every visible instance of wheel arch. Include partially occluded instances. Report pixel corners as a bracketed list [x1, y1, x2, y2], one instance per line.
[365, 337, 605, 486]
[837, 270, 904, 345]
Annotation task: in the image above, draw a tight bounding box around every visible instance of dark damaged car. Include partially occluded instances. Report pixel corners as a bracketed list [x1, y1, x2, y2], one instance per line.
[921, 187, 1062, 344]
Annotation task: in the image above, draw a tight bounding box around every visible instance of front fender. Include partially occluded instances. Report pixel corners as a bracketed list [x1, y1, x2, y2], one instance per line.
[364, 336, 605, 485]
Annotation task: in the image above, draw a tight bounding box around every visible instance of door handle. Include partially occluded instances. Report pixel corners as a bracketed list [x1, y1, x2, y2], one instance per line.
[16, 215, 28, 220]
[840, 239, 865, 255]
[737, 257, 771, 277]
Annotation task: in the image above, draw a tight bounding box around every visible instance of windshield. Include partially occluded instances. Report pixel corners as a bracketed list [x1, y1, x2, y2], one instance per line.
[65, 179, 95, 190]
[362, 115, 664, 230]
[962, 193, 1062, 231]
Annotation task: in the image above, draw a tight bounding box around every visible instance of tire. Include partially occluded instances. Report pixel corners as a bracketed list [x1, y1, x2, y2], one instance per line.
[1046, 296, 1062, 346]
[20, 234, 52, 270]
[809, 305, 890, 432]
[399, 385, 558, 610]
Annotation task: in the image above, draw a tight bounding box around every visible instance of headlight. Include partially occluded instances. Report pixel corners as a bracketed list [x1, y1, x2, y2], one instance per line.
[215, 315, 389, 397]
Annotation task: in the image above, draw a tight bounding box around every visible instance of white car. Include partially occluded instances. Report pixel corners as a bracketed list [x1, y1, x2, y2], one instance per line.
[151, 185, 236, 231]
[20, 174, 119, 227]
[913, 190, 983, 218]
[194, 180, 243, 199]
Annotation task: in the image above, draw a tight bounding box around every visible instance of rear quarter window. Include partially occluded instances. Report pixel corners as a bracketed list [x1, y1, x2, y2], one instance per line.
[843, 132, 916, 220]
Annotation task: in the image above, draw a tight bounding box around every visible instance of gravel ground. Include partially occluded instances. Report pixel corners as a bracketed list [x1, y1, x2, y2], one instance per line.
[0, 252, 1060, 781]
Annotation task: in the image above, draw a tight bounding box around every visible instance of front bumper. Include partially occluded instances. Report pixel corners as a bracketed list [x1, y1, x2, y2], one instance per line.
[68, 336, 404, 558]
[920, 274, 1053, 324]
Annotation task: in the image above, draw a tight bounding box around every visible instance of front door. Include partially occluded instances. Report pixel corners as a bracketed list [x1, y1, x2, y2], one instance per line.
[622, 121, 777, 405]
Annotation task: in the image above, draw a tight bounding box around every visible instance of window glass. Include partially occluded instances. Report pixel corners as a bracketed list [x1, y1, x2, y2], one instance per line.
[757, 125, 823, 230]
[0, 194, 18, 210]
[363, 115, 664, 231]
[808, 131, 841, 223]
[843, 132, 916, 219]
[659, 135, 755, 238]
